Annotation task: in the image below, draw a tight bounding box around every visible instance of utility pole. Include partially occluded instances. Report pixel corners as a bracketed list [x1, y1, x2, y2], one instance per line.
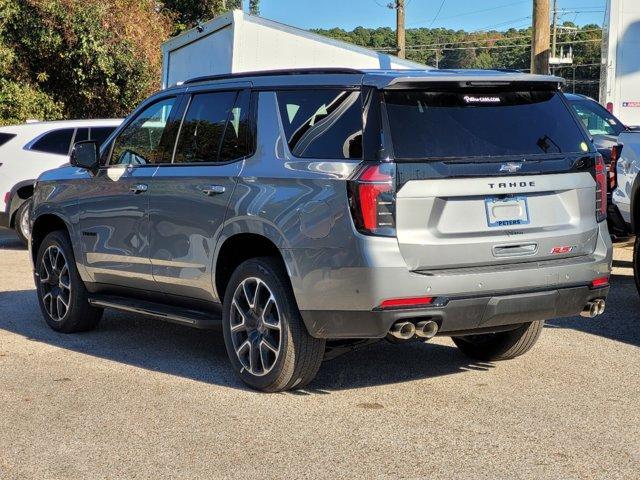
[551, 0, 558, 60]
[396, 0, 406, 59]
[531, 0, 550, 74]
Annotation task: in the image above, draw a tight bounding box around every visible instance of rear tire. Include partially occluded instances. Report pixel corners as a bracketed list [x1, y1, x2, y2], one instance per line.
[221, 257, 325, 392]
[14, 200, 31, 245]
[452, 321, 544, 361]
[35, 230, 102, 333]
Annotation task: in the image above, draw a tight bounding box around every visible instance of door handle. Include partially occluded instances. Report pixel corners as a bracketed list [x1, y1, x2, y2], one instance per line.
[130, 184, 148, 194]
[201, 185, 226, 196]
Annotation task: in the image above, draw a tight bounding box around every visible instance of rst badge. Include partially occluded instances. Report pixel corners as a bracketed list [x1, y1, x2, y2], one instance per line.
[550, 246, 575, 254]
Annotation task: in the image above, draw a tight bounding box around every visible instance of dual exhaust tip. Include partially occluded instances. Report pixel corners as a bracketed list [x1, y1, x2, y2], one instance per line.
[580, 299, 606, 318]
[388, 320, 438, 341]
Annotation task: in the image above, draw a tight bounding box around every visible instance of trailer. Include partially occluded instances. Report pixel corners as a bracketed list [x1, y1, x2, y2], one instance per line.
[161, 10, 426, 88]
[601, 0, 640, 127]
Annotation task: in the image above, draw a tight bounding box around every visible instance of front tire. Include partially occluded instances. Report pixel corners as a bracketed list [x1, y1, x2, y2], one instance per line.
[35, 230, 102, 333]
[452, 321, 544, 361]
[222, 257, 325, 392]
[14, 200, 31, 245]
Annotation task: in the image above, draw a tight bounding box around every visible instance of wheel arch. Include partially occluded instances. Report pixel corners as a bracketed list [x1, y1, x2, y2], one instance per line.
[8, 179, 36, 227]
[30, 213, 71, 265]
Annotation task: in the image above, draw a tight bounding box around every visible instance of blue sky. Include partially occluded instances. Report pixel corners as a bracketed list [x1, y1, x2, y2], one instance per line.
[260, 0, 606, 31]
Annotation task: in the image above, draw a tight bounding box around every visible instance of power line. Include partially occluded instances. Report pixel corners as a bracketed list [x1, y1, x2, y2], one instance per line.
[409, 0, 531, 26]
[428, 0, 448, 28]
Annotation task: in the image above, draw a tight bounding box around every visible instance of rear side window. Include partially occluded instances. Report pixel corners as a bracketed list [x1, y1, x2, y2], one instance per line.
[276, 90, 363, 159]
[90, 127, 116, 146]
[30, 128, 74, 155]
[0, 132, 16, 147]
[384, 89, 589, 159]
[173, 90, 249, 164]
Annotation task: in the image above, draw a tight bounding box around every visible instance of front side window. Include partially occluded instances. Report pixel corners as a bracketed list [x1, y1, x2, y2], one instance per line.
[110, 97, 176, 166]
[571, 100, 625, 137]
[173, 90, 249, 164]
[90, 127, 117, 147]
[276, 90, 363, 159]
[385, 89, 590, 160]
[30, 128, 74, 155]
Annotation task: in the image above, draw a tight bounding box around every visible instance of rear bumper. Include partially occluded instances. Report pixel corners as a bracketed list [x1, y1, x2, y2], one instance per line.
[292, 222, 612, 339]
[302, 285, 609, 339]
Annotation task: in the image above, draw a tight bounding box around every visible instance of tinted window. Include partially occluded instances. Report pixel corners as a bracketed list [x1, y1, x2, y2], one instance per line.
[276, 90, 363, 159]
[174, 91, 248, 164]
[571, 100, 625, 137]
[90, 127, 116, 146]
[74, 128, 89, 143]
[111, 97, 176, 166]
[31, 128, 74, 155]
[384, 90, 589, 159]
[0, 132, 16, 147]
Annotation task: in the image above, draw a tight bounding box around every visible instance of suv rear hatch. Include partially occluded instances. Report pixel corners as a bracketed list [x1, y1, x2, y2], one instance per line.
[382, 81, 601, 271]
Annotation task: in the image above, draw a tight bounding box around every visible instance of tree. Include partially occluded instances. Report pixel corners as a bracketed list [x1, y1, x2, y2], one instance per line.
[161, 0, 260, 34]
[1, 0, 172, 121]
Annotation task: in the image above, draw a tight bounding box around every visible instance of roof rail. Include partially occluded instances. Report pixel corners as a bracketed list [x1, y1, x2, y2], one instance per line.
[183, 68, 364, 85]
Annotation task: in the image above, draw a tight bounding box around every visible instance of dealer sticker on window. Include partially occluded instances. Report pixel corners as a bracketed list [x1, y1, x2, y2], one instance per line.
[485, 196, 530, 228]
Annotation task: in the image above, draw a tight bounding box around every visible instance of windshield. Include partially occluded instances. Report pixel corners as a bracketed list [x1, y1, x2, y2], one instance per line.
[384, 89, 590, 160]
[570, 99, 625, 137]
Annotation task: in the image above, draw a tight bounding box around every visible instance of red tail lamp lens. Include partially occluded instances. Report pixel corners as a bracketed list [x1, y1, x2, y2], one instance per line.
[379, 296, 433, 310]
[349, 163, 396, 236]
[606, 102, 614, 113]
[591, 276, 609, 289]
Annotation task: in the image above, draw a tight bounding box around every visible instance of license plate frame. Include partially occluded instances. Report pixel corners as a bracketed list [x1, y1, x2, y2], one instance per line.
[484, 196, 530, 228]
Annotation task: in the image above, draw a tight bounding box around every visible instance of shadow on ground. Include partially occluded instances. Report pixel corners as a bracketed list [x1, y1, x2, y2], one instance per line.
[0, 228, 24, 250]
[547, 273, 640, 348]
[0, 289, 494, 392]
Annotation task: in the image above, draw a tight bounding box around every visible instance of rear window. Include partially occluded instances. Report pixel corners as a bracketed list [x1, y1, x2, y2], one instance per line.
[276, 90, 363, 159]
[0, 132, 16, 148]
[384, 89, 590, 160]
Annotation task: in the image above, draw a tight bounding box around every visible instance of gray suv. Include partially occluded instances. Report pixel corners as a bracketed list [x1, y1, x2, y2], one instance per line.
[30, 69, 613, 392]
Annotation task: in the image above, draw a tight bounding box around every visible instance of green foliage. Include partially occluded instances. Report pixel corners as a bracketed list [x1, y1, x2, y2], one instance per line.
[162, 0, 259, 35]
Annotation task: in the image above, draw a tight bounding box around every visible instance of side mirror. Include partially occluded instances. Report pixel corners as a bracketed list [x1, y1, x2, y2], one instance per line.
[70, 141, 99, 173]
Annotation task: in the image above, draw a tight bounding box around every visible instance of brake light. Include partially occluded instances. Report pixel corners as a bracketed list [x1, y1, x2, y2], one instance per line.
[591, 276, 609, 289]
[3, 192, 9, 206]
[348, 163, 396, 236]
[594, 154, 607, 222]
[609, 145, 622, 191]
[606, 102, 614, 113]
[379, 296, 433, 310]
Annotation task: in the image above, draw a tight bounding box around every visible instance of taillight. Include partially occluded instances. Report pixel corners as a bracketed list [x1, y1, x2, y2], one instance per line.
[348, 163, 396, 236]
[3, 192, 9, 206]
[609, 144, 622, 191]
[606, 102, 614, 113]
[594, 154, 607, 222]
[590, 276, 609, 289]
[378, 296, 433, 310]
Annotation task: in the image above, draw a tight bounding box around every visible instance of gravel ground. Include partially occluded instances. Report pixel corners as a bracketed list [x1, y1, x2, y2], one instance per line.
[0, 228, 638, 479]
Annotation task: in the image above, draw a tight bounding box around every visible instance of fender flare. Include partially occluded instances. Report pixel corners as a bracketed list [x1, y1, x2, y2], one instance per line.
[7, 179, 36, 226]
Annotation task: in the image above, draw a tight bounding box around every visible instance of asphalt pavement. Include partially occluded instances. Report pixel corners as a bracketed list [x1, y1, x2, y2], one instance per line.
[0, 228, 638, 479]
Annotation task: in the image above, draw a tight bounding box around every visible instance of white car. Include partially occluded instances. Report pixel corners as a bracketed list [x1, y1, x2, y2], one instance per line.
[0, 119, 122, 243]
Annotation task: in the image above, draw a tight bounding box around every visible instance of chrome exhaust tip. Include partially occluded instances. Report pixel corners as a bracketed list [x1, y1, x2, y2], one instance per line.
[388, 321, 416, 340]
[595, 299, 606, 315]
[415, 320, 439, 339]
[580, 300, 606, 318]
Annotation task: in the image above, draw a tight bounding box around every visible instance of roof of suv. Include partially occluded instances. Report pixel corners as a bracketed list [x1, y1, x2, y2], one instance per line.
[179, 68, 564, 90]
[0, 118, 122, 134]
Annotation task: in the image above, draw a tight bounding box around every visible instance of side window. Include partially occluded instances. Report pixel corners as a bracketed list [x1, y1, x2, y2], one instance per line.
[276, 90, 363, 159]
[110, 97, 176, 166]
[174, 90, 248, 164]
[74, 128, 89, 143]
[90, 127, 116, 147]
[30, 128, 75, 155]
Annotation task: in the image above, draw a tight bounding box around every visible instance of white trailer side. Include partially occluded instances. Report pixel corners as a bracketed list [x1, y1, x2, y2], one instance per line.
[601, 0, 640, 126]
[161, 10, 427, 88]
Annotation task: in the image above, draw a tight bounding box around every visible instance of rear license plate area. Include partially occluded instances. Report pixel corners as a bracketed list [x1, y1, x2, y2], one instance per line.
[485, 196, 530, 227]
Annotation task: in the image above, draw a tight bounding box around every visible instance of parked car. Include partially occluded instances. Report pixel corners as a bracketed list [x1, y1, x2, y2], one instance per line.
[30, 69, 612, 392]
[565, 93, 630, 238]
[0, 119, 122, 244]
[611, 129, 640, 291]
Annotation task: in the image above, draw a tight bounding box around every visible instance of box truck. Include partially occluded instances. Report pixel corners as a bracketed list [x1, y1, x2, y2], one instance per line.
[601, 0, 640, 127]
[161, 10, 426, 88]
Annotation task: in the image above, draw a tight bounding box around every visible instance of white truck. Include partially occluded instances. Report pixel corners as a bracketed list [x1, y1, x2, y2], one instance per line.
[600, 0, 640, 127]
[160, 10, 425, 88]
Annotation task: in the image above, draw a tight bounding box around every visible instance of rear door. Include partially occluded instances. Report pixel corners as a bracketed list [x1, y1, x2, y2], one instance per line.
[148, 88, 251, 301]
[384, 85, 600, 271]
